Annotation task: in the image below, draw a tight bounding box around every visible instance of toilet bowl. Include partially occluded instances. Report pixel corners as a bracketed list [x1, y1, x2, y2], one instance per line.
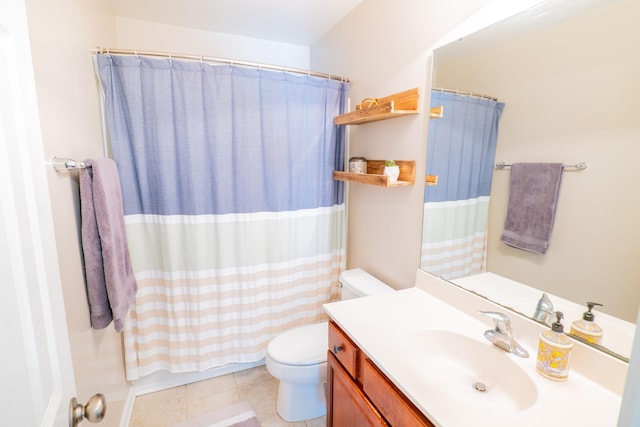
[265, 268, 394, 422]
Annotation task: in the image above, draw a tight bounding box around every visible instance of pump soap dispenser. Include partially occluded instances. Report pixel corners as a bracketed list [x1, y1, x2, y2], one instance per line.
[570, 302, 603, 344]
[536, 311, 573, 381]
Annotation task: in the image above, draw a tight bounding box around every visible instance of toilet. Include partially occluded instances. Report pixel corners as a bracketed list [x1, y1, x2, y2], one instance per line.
[266, 268, 395, 422]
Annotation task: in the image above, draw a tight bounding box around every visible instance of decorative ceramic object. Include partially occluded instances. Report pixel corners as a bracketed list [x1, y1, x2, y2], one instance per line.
[349, 157, 368, 174]
[383, 160, 400, 182]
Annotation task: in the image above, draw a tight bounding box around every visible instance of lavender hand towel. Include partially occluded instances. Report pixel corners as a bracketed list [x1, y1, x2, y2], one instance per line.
[80, 158, 137, 332]
[500, 163, 564, 254]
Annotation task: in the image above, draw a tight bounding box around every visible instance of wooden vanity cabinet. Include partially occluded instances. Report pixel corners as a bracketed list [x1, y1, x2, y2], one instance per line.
[327, 321, 435, 427]
[327, 352, 388, 427]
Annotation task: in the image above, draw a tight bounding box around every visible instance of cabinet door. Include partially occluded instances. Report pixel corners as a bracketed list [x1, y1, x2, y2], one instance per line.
[363, 359, 435, 427]
[327, 352, 388, 427]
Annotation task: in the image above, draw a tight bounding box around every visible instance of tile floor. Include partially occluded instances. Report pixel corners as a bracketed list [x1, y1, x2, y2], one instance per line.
[129, 365, 326, 427]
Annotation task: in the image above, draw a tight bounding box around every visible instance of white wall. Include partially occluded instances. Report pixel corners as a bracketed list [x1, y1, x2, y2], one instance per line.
[115, 17, 310, 69]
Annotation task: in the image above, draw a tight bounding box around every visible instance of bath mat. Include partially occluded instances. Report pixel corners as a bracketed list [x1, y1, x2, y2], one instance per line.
[173, 401, 261, 427]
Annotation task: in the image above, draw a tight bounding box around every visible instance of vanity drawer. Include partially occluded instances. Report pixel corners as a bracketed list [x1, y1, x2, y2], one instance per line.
[328, 321, 358, 378]
[363, 359, 435, 427]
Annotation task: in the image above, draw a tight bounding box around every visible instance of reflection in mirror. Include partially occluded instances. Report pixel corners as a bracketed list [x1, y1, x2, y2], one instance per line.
[422, 90, 504, 279]
[422, 0, 640, 360]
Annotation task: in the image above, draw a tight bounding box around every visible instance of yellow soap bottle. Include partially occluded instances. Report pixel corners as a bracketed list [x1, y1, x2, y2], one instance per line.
[570, 302, 603, 344]
[536, 311, 573, 381]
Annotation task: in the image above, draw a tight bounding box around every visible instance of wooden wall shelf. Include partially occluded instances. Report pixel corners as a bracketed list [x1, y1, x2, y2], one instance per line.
[429, 106, 444, 119]
[333, 160, 416, 187]
[425, 175, 438, 186]
[334, 88, 420, 125]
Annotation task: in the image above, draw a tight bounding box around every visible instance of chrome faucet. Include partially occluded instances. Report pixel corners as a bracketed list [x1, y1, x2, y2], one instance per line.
[478, 311, 529, 358]
[532, 293, 554, 326]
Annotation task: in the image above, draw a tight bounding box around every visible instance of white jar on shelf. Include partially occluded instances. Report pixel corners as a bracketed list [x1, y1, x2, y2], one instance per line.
[349, 157, 367, 174]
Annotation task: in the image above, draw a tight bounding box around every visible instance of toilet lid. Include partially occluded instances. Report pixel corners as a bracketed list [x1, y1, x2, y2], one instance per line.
[267, 322, 328, 366]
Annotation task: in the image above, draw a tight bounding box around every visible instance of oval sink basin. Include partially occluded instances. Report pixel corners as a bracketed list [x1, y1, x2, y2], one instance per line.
[403, 330, 538, 412]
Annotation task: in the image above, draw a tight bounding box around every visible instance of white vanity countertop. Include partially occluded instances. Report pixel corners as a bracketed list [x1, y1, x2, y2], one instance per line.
[324, 285, 625, 427]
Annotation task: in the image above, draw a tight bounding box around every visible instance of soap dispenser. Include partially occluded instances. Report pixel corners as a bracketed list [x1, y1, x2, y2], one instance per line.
[570, 302, 604, 344]
[536, 311, 573, 381]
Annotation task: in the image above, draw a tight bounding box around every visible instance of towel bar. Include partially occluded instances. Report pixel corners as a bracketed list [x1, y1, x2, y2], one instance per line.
[52, 156, 87, 172]
[495, 162, 587, 170]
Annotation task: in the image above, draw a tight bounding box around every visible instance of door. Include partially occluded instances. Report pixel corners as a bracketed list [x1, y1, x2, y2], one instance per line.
[0, 0, 77, 425]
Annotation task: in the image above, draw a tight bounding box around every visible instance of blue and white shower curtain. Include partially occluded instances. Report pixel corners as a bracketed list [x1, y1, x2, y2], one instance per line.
[422, 91, 504, 280]
[96, 54, 348, 379]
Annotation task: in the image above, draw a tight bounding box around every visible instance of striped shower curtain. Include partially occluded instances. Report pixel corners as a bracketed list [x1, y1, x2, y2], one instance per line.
[421, 91, 504, 280]
[96, 54, 348, 380]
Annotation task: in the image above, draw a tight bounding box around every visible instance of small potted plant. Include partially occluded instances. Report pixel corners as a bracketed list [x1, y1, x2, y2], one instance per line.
[383, 160, 400, 182]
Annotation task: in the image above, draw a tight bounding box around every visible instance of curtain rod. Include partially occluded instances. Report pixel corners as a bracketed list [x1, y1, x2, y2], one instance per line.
[93, 47, 350, 83]
[432, 87, 498, 101]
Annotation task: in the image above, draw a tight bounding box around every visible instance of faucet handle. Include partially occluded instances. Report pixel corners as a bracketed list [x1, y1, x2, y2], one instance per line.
[478, 310, 529, 358]
[478, 310, 511, 331]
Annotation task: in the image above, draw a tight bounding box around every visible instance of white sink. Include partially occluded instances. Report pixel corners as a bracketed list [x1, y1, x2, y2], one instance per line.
[403, 330, 538, 412]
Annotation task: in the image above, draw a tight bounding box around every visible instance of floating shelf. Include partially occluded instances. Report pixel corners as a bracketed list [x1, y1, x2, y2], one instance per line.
[333, 160, 416, 187]
[334, 88, 420, 125]
[429, 106, 444, 119]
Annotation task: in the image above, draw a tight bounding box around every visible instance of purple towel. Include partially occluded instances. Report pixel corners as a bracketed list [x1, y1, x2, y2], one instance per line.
[500, 163, 564, 255]
[80, 158, 137, 332]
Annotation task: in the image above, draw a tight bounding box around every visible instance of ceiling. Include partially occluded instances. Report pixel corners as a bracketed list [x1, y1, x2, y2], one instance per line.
[113, 0, 365, 46]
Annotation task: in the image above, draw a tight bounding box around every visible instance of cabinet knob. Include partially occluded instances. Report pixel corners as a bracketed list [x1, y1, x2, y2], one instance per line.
[333, 345, 343, 355]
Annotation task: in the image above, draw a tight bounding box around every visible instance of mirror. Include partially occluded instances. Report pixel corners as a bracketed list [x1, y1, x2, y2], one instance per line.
[423, 0, 640, 360]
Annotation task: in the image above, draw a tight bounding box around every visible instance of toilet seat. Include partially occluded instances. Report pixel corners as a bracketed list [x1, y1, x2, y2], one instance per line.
[267, 322, 328, 366]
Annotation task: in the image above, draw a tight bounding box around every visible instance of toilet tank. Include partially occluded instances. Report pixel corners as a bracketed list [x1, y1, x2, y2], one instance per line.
[338, 268, 395, 300]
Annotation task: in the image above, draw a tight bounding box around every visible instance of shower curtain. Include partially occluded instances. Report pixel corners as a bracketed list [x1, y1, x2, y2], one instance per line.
[421, 91, 504, 280]
[96, 54, 348, 380]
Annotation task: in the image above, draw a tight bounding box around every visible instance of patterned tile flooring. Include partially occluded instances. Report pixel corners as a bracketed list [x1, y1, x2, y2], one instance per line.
[129, 365, 325, 427]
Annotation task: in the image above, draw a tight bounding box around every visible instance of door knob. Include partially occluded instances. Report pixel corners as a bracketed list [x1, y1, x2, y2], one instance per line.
[69, 393, 106, 427]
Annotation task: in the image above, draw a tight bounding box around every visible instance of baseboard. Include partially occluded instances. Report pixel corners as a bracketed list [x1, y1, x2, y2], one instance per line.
[119, 386, 137, 427]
